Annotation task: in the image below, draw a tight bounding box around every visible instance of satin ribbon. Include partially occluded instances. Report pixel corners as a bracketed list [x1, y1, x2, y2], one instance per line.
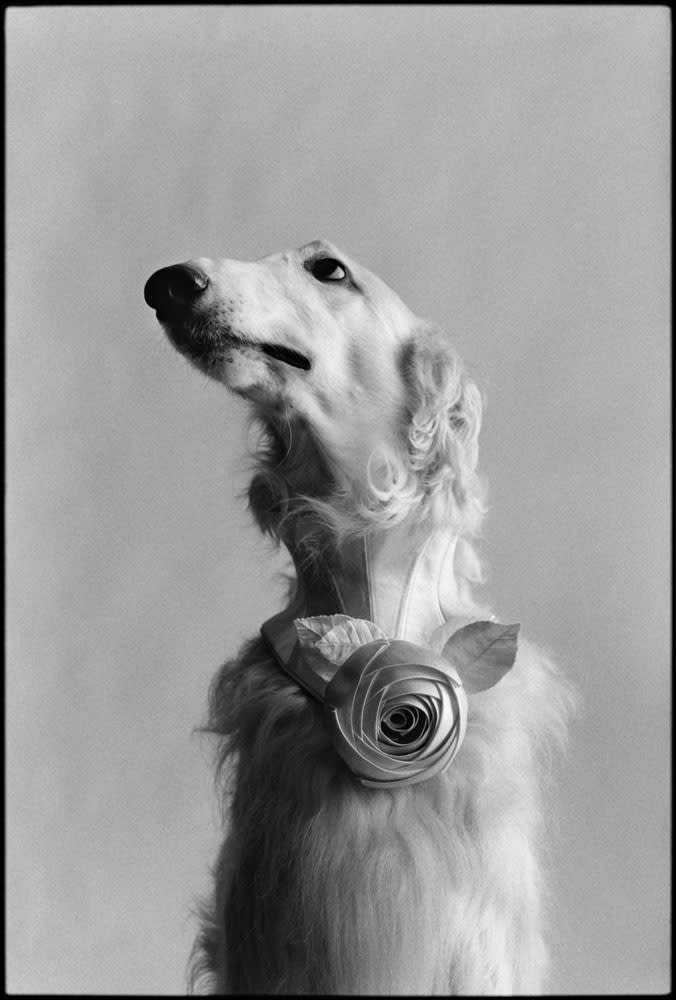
[260, 533, 518, 789]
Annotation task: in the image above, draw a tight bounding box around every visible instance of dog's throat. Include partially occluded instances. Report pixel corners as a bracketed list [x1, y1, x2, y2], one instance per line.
[277, 521, 462, 646]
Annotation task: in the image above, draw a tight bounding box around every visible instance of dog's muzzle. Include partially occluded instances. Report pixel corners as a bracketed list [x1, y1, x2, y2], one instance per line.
[144, 263, 215, 360]
[144, 263, 209, 322]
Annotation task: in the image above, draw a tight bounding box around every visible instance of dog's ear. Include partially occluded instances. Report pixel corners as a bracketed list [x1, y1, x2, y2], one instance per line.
[400, 324, 484, 532]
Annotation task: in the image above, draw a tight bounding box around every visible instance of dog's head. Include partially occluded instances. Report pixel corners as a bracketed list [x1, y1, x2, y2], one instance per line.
[145, 239, 484, 541]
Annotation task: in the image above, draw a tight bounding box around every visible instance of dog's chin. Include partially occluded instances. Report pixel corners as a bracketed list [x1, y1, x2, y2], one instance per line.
[161, 320, 314, 414]
[221, 349, 285, 400]
[219, 339, 313, 404]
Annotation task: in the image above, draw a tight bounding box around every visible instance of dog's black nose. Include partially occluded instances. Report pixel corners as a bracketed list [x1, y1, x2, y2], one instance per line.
[144, 263, 209, 315]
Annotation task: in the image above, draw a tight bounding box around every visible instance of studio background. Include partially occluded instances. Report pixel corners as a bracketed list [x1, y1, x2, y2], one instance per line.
[7, 6, 669, 994]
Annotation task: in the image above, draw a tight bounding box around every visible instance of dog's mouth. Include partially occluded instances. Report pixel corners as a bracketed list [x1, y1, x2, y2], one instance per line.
[165, 323, 312, 374]
[259, 343, 311, 371]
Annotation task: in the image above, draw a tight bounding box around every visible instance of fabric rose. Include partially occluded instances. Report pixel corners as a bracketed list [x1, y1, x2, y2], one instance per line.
[284, 615, 519, 790]
[324, 636, 467, 788]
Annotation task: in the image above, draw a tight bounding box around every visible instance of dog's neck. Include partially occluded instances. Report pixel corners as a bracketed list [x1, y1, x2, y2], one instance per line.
[281, 518, 462, 646]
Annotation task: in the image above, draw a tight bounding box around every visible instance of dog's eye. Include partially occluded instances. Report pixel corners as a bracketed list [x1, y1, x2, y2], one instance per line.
[309, 257, 347, 282]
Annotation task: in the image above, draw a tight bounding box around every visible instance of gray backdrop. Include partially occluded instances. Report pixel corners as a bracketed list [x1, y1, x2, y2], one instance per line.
[7, 6, 669, 994]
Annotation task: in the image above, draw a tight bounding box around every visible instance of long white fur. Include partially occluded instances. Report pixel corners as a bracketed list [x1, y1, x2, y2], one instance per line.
[152, 240, 575, 994]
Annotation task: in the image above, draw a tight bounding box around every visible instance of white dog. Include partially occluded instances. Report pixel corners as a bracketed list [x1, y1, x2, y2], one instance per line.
[145, 239, 575, 994]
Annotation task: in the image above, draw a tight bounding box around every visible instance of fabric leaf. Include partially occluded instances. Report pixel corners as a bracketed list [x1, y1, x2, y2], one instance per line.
[442, 621, 519, 693]
[294, 615, 348, 648]
[314, 617, 387, 666]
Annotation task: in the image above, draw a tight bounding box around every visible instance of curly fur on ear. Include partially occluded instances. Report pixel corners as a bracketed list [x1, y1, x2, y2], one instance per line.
[398, 324, 486, 534]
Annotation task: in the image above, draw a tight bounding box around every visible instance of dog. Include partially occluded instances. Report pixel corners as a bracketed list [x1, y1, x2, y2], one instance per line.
[144, 239, 575, 994]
